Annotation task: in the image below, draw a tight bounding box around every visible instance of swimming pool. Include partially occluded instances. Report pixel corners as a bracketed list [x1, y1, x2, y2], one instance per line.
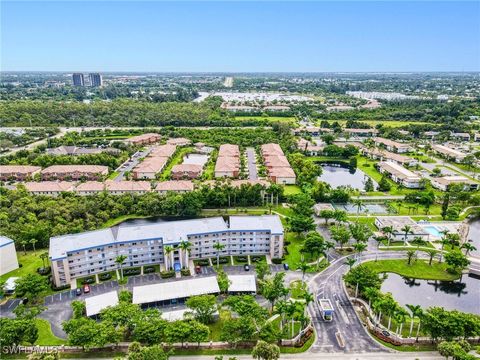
[424, 225, 442, 237]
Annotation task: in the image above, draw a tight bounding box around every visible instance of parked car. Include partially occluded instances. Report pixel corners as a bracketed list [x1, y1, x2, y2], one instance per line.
[283, 263, 289, 271]
[244, 264, 250, 271]
[83, 284, 90, 294]
[195, 265, 202, 274]
[75, 288, 82, 296]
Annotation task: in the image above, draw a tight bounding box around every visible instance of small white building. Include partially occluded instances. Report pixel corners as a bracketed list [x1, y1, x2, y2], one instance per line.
[85, 291, 119, 317]
[228, 275, 257, 294]
[0, 236, 19, 276]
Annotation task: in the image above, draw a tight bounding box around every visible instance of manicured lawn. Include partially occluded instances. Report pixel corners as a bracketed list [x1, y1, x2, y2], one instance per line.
[159, 146, 194, 180]
[207, 309, 231, 341]
[285, 233, 305, 269]
[284, 185, 302, 195]
[0, 251, 45, 283]
[290, 280, 307, 299]
[362, 259, 460, 281]
[35, 318, 66, 345]
[107, 171, 119, 180]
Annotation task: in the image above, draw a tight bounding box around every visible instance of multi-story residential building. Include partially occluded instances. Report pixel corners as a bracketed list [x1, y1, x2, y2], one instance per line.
[374, 137, 411, 153]
[72, 73, 85, 86]
[344, 128, 379, 137]
[125, 133, 161, 146]
[0, 165, 42, 181]
[75, 181, 106, 196]
[105, 181, 151, 195]
[361, 148, 418, 167]
[431, 144, 467, 163]
[377, 161, 422, 188]
[215, 144, 240, 178]
[155, 180, 195, 194]
[46, 146, 120, 156]
[0, 236, 19, 276]
[23, 181, 77, 196]
[132, 157, 169, 179]
[171, 164, 203, 179]
[41, 165, 109, 181]
[89, 73, 103, 87]
[49, 215, 284, 287]
[260, 143, 296, 185]
[451, 132, 471, 141]
[167, 138, 191, 147]
[149, 145, 177, 158]
[430, 176, 479, 191]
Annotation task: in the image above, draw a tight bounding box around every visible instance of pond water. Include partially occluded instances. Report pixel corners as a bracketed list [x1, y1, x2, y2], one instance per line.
[318, 164, 376, 190]
[182, 153, 209, 166]
[467, 220, 480, 258]
[380, 273, 480, 315]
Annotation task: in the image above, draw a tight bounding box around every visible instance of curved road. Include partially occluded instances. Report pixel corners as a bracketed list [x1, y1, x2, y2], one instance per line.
[307, 250, 411, 354]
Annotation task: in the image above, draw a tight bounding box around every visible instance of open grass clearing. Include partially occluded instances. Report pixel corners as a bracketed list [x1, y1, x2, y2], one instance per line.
[35, 318, 66, 345]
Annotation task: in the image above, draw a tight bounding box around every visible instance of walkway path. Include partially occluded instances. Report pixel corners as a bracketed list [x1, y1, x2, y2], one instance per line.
[246, 147, 258, 180]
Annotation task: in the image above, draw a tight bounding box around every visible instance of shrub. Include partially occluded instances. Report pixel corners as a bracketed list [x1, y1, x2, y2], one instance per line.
[196, 259, 210, 266]
[144, 266, 156, 273]
[37, 267, 51, 275]
[99, 273, 112, 281]
[236, 256, 248, 263]
[160, 270, 175, 279]
[181, 268, 191, 276]
[271, 258, 283, 264]
[123, 268, 141, 276]
[251, 256, 263, 262]
[81, 277, 95, 285]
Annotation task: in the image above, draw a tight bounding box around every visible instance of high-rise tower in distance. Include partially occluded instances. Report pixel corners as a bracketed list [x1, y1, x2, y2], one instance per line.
[72, 73, 85, 86]
[89, 73, 103, 87]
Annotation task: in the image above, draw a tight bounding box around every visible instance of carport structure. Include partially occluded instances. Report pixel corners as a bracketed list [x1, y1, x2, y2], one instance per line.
[132, 276, 220, 307]
[228, 274, 257, 294]
[85, 291, 119, 317]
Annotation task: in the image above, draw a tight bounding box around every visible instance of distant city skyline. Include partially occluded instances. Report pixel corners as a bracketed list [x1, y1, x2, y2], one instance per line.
[2, 1, 479, 72]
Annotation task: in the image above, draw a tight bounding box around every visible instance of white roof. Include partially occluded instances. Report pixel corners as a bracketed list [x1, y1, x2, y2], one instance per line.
[161, 308, 191, 321]
[228, 275, 257, 293]
[229, 215, 284, 235]
[116, 217, 228, 245]
[0, 235, 14, 247]
[49, 228, 115, 260]
[132, 276, 220, 304]
[85, 291, 119, 317]
[4, 277, 19, 291]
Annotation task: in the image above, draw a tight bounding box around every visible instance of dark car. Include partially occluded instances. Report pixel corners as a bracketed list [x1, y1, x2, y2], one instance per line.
[83, 284, 90, 294]
[283, 263, 290, 271]
[75, 288, 82, 296]
[195, 265, 202, 274]
[244, 264, 250, 271]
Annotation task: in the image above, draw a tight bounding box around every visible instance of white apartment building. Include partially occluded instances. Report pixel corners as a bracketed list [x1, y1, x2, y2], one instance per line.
[431, 144, 467, 163]
[377, 161, 422, 188]
[0, 236, 19, 276]
[49, 215, 284, 287]
[374, 137, 411, 153]
[431, 176, 479, 191]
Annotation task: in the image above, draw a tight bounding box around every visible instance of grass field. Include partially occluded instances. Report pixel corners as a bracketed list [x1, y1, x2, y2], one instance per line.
[159, 147, 194, 180]
[284, 185, 302, 195]
[0, 251, 44, 283]
[35, 318, 66, 345]
[318, 119, 433, 128]
[362, 259, 460, 281]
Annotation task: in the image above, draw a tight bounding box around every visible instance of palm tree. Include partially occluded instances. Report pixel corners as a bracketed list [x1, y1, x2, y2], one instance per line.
[179, 241, 192, 268]
[382, 226, 394, 247]
[274, 300, 288, 332]
[164, 245, 174, 270]
[394, 308, 408, 336]
[406, 249, 417, 265]
[353, 242, 367, 259]
[298, 261, 309, 283]
[344, 257, 356, 270]
[40, 252, 49, 269]
[353, 198, 364, 219]
[425, 249, 437, 265]
[400, 225, 413, 245]
[20, 240, 28, 255]
[30, 239, 38, 253]
[115, 255, 127, 280]
[405, 304, 422, 338]
[438, 231, 450, 263]
[461, 241, 476, 256]
[364, 287, 380, 311]
[302, 291, 314, 317]
[213, 241, 225, 267]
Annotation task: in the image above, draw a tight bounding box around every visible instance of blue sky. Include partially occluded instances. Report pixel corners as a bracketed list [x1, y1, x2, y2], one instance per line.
[2, 1, 479, 72]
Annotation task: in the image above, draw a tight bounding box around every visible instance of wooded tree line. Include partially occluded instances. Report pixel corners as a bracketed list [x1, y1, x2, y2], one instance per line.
[0, 182, 276, 249]
[0, 100, 273, 127]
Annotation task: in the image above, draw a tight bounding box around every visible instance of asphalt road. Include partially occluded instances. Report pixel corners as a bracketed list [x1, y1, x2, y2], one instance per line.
[246, 147, 258, 180]
[114, 148, 152, 181]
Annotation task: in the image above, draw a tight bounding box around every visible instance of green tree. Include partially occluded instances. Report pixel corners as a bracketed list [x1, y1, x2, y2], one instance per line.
[213, 241, 226, 267]
[255, 261, 271, 282]
[0, 318, 38, 347]
[343, 265, 382, 294]
[288, 214, 315, 234]
[364, 177, 374, 192]
[185, 295, 217, 324]
[444, 250, 470, 274]
[115, 255, 127, 280]
[400, 225, 413, 245]
[251, 340, 281, 360]
[377, 175, 391, 192]
[63, 317, 120, 350]
[261, 272, 288, 312]
[217, 268, 231, 294]
[164, 320, 192, 346]
[330, 224, 351, 249]
[188, 320, 210, 346]
[15, 274, 48, 303]
[406, 249, 417, 265]
[124, 342, 170, 360]
[71, 300, 86, 319]
[425, 249, 438, 266]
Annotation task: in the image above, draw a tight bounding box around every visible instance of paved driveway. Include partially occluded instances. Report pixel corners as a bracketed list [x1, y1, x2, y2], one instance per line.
[246, 147, 258, 180]
[114, 148, 152, 181]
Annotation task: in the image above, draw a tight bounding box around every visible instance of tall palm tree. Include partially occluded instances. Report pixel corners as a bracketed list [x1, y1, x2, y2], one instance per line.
[405, 304, 422, 338]
[302, 291, 314, 318]
[461, 241, 476, 256]
[438, 231, 451, 263]
[40, 252, 49, 269]
[353, 198, 364, 219]
[353, 242, 367, 259]
[275, 300, 288, 332]
[30, 239, 38, 253]
[400, 225, 413, 245]
[20, 239, 28, 255]
[382, 226, 394, 247]
[406, 249, 417, 265]
[115, 255, 127, 280]
[298, 261, 310, 283]
[344, 257, 356, 270]
[425, 249, 437, 265]
[394, 308, 408, 336]
[179, 241, 192, 268]
[164, 245, 174, 270]
[213, 241, 225, 267]
[364, 287, 380, 310]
